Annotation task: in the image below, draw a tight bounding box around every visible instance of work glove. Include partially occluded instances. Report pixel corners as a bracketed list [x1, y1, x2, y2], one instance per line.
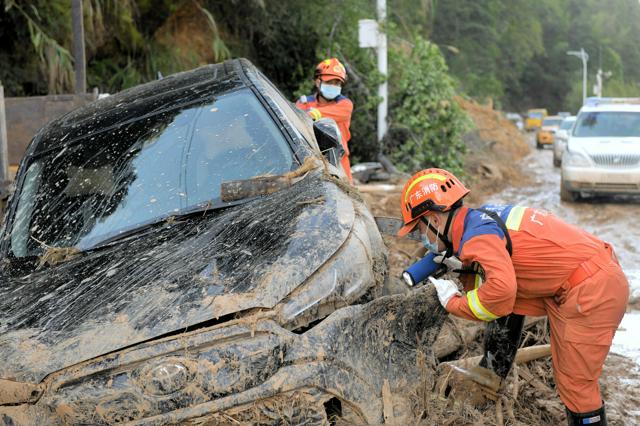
[433, 254, 463, 277]
[428, 276, 461, 309]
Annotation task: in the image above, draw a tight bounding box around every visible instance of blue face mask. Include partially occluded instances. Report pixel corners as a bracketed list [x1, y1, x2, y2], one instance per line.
[320, 83, 341, 100]
[422, 234, 440, 254]
[421, 218, 440, 253]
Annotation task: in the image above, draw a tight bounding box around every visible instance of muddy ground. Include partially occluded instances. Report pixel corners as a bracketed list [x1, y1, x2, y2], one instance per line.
[358, 101, 640, 425]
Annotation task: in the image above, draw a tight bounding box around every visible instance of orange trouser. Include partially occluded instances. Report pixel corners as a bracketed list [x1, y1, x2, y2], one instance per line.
[341, 153, 352, 183]
[542, 250, 628, 412]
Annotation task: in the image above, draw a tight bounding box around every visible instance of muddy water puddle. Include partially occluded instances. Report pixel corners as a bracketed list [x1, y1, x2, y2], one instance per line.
[483, 136, 640, 367]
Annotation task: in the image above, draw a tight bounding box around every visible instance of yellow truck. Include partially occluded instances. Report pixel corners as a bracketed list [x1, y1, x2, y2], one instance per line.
[525, 108, 548, 131]
[535, 115, 563, 149]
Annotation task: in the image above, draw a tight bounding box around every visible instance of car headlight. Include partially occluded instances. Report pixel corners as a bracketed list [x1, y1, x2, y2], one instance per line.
[564, 150, 591, 167]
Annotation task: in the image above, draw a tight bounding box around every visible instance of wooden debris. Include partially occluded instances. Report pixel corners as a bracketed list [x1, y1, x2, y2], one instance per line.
[442, 344, 551, 370]
[221, 156, 321, 202]
[382, 379, 396, 424]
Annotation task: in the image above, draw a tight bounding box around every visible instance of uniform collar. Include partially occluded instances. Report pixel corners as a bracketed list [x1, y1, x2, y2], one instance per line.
[451, 206, 469, 255]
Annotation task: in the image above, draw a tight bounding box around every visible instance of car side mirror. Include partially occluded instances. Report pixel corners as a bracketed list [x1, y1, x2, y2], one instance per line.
[313, 118, 345, 164]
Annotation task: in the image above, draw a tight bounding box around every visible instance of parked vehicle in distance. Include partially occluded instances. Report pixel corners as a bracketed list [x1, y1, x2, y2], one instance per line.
[561, 97, 640, 201]
[536, 115, 563, 149]
[553, 116, 576, 167]
[525, 108, 548, 131]
[558, 111, 572, 118]
[505, 112, 524, 130]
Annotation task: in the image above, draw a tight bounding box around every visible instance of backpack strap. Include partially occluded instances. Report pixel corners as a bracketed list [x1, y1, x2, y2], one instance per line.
[476, 208, 513, 257]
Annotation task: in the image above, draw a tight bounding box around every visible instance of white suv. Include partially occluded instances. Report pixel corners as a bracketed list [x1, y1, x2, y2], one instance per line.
[561, 98, 640, 201]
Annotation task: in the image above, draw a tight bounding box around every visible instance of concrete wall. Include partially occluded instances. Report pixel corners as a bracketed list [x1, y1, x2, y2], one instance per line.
[5, 93, 97, 165]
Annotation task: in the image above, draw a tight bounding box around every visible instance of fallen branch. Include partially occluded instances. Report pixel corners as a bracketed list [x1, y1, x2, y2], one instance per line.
[442, 344, 551, 369]
[357, 184, 402, 193]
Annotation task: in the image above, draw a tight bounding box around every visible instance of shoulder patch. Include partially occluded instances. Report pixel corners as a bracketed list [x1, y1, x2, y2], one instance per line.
[459, 208, 507, 255]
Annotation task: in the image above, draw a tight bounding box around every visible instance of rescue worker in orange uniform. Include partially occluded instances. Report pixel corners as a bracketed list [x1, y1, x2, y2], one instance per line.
[398, 168, 629, 426]
[296, 58, 354, 182]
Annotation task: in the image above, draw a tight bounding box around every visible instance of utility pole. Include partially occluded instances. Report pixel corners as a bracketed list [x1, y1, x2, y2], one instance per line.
[567, 48, 589, 104]
[376, 0, 388, 143]
[358, 1, 388, 143]
[72, 0, 86, 94]
[593, 69, 613, 98]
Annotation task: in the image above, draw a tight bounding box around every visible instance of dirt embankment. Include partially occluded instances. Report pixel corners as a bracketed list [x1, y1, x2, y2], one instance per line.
[456, 96, 530, 204]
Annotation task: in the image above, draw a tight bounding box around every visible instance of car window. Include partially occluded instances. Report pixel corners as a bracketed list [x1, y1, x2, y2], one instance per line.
[542, 118, 562, 126]
[573, 111, 640, 137]
[528, 112, 544, 119]
[560, 119, 575, 130]
[255, 71, 316, 147]
[9, 88, 294, 257]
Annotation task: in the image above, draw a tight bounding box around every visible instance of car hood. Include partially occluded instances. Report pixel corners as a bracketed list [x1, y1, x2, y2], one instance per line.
[0, 174, 354, 383]
[568, 137, 640, 154]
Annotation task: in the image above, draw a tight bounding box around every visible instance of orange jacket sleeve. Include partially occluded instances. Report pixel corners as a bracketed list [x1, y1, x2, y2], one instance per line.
[445, 234, 517, 322]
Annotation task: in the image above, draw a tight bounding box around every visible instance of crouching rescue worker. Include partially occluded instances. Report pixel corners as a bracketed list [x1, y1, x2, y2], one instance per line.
[397, 168, 628, 426]
[296, 58, 354, 182]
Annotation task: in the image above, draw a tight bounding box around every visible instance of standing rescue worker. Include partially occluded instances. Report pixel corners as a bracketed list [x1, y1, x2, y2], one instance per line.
[296, 58, 354, 182]
[398, 168, 628, 426]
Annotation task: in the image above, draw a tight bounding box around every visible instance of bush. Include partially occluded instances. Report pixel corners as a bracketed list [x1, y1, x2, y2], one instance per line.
[386, 37, 471, 176]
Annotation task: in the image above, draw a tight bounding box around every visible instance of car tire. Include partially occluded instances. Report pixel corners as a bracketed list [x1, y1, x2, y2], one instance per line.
[536, 141, 542, 149]
[560, 180, 579, 202]
[553, 157, 561, 167]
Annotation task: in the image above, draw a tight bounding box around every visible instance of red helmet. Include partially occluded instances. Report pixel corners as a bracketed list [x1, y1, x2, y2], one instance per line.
[397, 168, 470, 237]
[314, 58, 347, 83]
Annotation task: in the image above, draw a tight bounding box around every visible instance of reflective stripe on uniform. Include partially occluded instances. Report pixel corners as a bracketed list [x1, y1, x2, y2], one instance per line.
[467, 289, 499, 321]
[309, 108, 322, 120]
[505, 206, 526, 231]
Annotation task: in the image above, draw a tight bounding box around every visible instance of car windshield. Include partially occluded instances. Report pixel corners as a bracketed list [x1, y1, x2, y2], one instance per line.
[528, 112, 544, 119]
[542, 118, 562, 127]
[9, 88, 294, 257]
[560, 119, 575, 130]
[573, 111, 640, 137]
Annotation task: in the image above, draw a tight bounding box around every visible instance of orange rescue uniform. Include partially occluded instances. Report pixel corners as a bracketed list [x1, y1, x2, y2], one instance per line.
[444, 204, 629, 413]
[296, 95, 353, 182]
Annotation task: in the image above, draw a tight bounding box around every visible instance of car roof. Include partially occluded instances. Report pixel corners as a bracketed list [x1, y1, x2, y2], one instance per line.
[580, 97, 640, 113]
[579, 104, 640, 113]
[27, 59, 255, 157]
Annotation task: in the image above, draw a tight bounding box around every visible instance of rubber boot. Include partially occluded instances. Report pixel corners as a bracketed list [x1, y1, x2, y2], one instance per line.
[479, 313, 525, 379]
[566, 404, 607, 425]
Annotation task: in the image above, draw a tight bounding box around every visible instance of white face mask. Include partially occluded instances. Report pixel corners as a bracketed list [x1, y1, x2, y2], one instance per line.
[422, 218, 440, 253]
[319, 83, 341, 100]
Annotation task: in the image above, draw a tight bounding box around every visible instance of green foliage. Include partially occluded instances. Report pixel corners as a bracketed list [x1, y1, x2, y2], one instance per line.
[4, 0, 74, 93]
[5, 0, 640, 167]
[421, 0, 640, 112]
[386, 37, 470, 175]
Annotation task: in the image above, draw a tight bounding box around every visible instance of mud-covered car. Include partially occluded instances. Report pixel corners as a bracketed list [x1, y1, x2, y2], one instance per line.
[0, 59, 446, 425]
